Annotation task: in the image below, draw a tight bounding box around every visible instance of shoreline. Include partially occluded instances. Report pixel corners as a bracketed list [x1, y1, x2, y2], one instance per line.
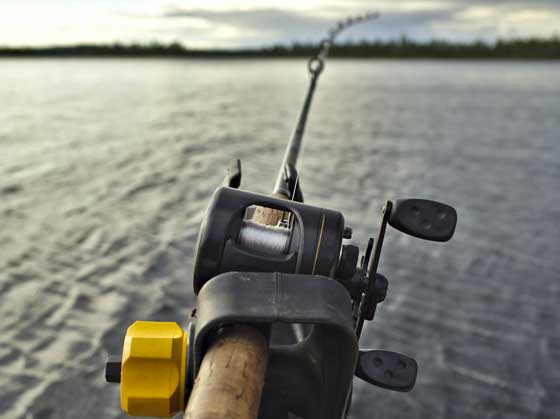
[1, 55, 559, 61]
[1, 39, 559, 60]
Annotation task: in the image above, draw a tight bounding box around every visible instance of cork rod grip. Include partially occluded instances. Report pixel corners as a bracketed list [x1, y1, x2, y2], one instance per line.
[183, 325, 268, 419]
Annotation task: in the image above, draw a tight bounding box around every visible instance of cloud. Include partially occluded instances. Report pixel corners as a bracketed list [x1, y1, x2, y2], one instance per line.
[158, 6, 465, 45]
[154, 1, 559, 46]
[1, 0, 559, 47]
[160, 9, 328, 45]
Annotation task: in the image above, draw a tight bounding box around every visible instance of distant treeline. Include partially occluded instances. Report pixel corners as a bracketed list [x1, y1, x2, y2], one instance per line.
[1, 38, 559, 59]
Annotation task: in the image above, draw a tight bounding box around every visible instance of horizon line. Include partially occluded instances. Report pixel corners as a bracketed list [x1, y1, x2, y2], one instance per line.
[1, 35, 560, 51]
[1, 38, 559, 60]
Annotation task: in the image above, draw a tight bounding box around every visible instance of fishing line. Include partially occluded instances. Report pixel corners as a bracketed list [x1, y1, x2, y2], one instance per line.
[238, 220, 291, 253]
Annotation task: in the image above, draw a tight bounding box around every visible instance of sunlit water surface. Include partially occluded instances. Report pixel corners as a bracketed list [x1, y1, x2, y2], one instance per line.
[0, 59, 559, 419]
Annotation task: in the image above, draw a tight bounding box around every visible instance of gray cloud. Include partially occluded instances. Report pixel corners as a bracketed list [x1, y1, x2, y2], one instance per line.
[162, 8, 329, 42]
[345, 0, 559, 7]
[450, 0, 560, 6]
[161, 7, 464, 43]
[155, 2, 560, 47]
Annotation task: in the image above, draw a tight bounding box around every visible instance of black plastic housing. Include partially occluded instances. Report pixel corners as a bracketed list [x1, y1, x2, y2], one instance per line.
[193, 187, 345, 294]
[192, 272, 358, 419]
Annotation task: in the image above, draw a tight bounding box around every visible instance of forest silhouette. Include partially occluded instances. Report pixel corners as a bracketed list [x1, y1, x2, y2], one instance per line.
[1, 38, 559, 59]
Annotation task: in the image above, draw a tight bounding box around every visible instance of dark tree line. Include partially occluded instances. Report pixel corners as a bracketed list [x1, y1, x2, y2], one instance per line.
[1, 38, 559, 59]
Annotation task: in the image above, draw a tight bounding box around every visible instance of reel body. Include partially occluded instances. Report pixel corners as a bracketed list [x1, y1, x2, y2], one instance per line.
[193, 186, 345, 294]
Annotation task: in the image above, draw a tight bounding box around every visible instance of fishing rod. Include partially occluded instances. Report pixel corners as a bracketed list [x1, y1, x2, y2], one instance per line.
[105, 12, 458, 419]
[273, 11, 379, 200]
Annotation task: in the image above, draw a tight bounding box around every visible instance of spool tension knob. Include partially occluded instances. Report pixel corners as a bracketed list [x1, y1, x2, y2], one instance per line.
[120, 321, 188, 418]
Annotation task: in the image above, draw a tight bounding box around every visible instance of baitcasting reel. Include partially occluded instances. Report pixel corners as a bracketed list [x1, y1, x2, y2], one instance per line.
[105, 160, 457, 418]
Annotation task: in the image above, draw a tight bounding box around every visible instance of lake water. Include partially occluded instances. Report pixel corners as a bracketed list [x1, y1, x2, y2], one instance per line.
[0, 58, 559, 419]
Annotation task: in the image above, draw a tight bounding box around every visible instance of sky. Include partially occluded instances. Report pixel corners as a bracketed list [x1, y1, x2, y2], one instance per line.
[1, 0, 559, 48]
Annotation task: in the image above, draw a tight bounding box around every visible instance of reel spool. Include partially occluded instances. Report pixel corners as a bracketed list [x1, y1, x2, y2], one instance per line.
[238, 220, 292, 254]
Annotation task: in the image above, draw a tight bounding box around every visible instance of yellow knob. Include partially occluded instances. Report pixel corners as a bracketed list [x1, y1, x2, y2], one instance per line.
[120, 321, 188, 418]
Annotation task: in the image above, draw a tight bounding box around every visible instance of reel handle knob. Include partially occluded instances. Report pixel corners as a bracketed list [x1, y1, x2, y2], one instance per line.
[356, 350, 417, 392]
[388, 198, 457, 242]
